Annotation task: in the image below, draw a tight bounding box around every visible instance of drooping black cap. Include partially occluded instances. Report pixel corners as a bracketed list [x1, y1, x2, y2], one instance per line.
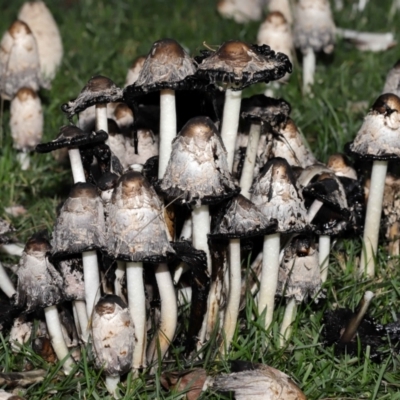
[196, 40, 292, 90]
[52, 182, 106, 258]
[61, 75, 124, 119]
[160, 116, 239, 206]
[347, 93, 400, 161]
[210, 194, 278, 239]
[106, 171, 175, 262]
[35, 125, 108, 153]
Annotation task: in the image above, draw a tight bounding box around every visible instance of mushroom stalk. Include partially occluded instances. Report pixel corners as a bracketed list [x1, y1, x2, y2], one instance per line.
[339, 291, 374, 344]
[114, 261, 126, 302]
[82, 250, 101, 318]
[258, 233, 280, 329]
[68, 148, 86, 183]
[159, 89, 177, 177]
[105, 376, 121, 399]
[240, 123, 261, 199]
[44, 305, 75, 374]
[220, 238, 241, 354]
[302, 47, 316, 94]
[0, 261, 16, 298]
[0, 243, 24, 256]
[147, 263, 178, 363]
[95, 104, 108, 134]
[220, 89, 242, 171]
[319, 235, 331, 282]
[279, 298, 297, 347]
[73, 299, 89, 343]
[307, 199, 323, 223]
[126, 261, 146, 369]
[359, 160, 388, 278]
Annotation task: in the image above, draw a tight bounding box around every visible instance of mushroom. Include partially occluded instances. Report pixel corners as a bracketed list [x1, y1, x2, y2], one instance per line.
[125, 55, 146, 87]
[106, 170, 175, 368]
[213, 361, 306, 400]
[196, 40, 292, 171]
[125, 38, 197, 178]
[347, 93, 400, 278]
[14, 232, 75, 374]
[266, 0, 293, 24]
[17, 1, 63, 84]
[9, 87, 43, 170]
[277, 234, 321, 345]
[0, 20, 43, 100]
[209, 194, 277, 353]
[217, 0, 264, 23]
[250, 158, 309, 329]
[382, 60, 400, 97]
[160, 116, 239, 344]
[293, 0, 336, 93]
[92, 295, 134, 397]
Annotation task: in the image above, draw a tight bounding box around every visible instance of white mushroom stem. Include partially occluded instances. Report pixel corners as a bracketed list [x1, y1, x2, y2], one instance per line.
[0, 243, 24, 256]
[340, 291, 374, 343]
[180, 216, 192, 240]
[96, 103, 108, 133]
[358, 0, 368, 11]
[105, 375, 120, 399]
[307, 199, 323, 223]
[83, 250, 101, 318]
[159, 89, 177, 177]
[126, 261, 146, 369]
[114, 261, 126, 302]
[220, 89, 242, 171]
[147, 263, 178, 363]
[192, 205, 212, 346]
[319, 235, 331, 283]
[220, 238, 241, 354]
[73, 299, 89, 343]
[0, 261, 16, 298]
[258, 232, 280, 329]
[177, 286, 192, 305]
[173, 262, 189, 285]
[44, 305, 75, 374]
[240, 123, 261, 199]
[302, 47, 316, 94]
[359, 160, 388, 278]
[16, 152, 30, 171]
[279, 298, 297, 347]
[68, 148, 86, 183]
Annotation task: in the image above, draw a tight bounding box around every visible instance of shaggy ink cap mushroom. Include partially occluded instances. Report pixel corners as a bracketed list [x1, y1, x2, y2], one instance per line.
[61, 75, 123, 119]
[15, 232, 64, 313]
[106, 171, 175, 262]
[160, 116, 239, 206]
[92, 295, 134, 377]
[125, 38, 197, 96]
[250, 157, 310, 233]
[36, 125, 108, 153]
[196, 40, 292, 90]
[0, 20, 43, 100]
[210, 194, 277, 239]
[327, 153, 358, 180]
[56, 257, 85, 302]
[347, 93, 400, 160]
[51, 182, 106, 258]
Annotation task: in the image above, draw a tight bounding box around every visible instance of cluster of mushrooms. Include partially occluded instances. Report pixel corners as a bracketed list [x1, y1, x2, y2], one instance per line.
[1, 1, 400, 399]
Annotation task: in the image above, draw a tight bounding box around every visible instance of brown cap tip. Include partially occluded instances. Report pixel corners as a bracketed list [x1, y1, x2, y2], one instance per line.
[150, 38, 186, 60]
[265, 11, 287, 25]
[86, 75, 116, 92]
[9, 20, 31, 37]
[119, 171, 151, 198]
[69, 182, 98, 199]
[25, 233, 51, 254]
[180, 116, 217, 141]
[327, 153, 351, 171]
[16, 87, 37, 101]
[372, 93, 400, 115]
[217, 40, 253, 63]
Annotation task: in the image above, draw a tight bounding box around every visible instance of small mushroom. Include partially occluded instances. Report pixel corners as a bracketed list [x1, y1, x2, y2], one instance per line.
[217, 0, 264, 23]
[347, 93, 400, 278]
[124, 55, 146, 87]
[92, 295, 134, 397]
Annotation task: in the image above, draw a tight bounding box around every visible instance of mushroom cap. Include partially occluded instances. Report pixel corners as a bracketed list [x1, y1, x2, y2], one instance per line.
[92, 295, 134, 376]
[293, 0, 336, 54]
[56, 257, 85, 301]
[106, 171, 175, 262]
[327, 153, 357, 180]
[217, 0, 264, 23]
[240, 94, 291, 127]
[210, 194, 278, 239]
[61, 75, 124, 118]
[196, 40, 292, 90]
[52, 182, 106, 258]
[0, 219, 15, 245]
[36, 125, 108, 153]
[348, 93, 400, 161]
[250, 157, 310, 233]
[125, 55, 146, 87]
[277, 234, 321, 303]
[213, 361, 306, 400]
[129, 38, 197, 94]
[18, 1, 63, 83]
[10, 87, 43, 152]
[15, 232, 64, 312]
[382, 60, 400, 97]
[267, 118, 318, 168]
[160, 116, 239, 205]
[0, 20, 43, 100]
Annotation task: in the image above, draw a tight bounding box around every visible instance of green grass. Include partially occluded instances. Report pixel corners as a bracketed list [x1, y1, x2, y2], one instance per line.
[1, 0, 400, 398]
